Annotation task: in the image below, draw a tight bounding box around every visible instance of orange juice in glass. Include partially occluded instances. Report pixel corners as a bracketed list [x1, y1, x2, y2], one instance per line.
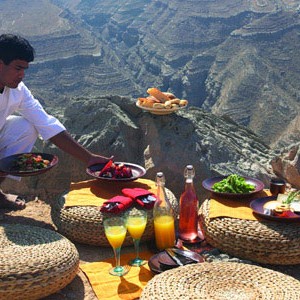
[153, 215, 175, 250]
[105, 225, 126, 248]
[126, 209, 147, 266]
[103, 217, 128, 276]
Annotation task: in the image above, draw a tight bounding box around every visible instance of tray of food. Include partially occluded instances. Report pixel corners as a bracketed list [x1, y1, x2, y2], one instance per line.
[202, 174, 264, 199]
[136, 87, 188, 115]
[250, 191, 300, 222]
[86, 160, 146, 182]
[0, 152, 58, 176]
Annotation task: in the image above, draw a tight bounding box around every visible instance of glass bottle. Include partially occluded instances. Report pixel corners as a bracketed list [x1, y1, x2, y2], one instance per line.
[178, 165, 199, 242]
[153, 172, 176, 250]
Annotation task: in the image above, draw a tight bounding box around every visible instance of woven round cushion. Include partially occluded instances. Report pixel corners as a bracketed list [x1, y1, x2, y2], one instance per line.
[0, 223, 79, 300]
[141, 262, 300, 300]
[199, 199, 300, 265]
[51, 188, 178, 247]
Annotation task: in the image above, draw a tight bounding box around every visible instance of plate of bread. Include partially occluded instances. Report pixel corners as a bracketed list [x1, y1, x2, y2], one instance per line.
[136, 87, 188, 115]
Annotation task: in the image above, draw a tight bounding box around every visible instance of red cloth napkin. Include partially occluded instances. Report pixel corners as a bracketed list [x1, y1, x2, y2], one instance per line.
[122, 188, 157, 209]
[100, 195, 133, 213]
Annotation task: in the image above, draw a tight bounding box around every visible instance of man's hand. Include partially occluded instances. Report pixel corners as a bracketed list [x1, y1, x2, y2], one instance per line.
[50, 131, 113, 166]
[87, 154, 114, 167]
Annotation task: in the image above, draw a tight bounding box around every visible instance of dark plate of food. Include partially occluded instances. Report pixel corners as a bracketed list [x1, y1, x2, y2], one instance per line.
[148, 249, 203, 274]
[202, 174, 264, 199]
[148, 253, 163, 274]
[148, 251, 182, 274]
[250, 196, 300, 222]
[86, 160, 146, 182]
[0, 152, 58, 177]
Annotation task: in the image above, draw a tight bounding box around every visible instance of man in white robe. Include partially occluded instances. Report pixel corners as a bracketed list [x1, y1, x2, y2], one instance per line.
[0, 34, 112, 209]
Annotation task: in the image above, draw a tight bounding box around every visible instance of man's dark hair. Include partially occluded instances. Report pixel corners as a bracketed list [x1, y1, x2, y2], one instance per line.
[0, 34, 35, 64]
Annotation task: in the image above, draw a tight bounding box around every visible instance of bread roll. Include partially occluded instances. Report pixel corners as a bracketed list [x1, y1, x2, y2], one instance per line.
[153, 103, 165, 109]
[164, 100, 172, 109]
[139, 97, 156, 108]
[179, 99, 188, 107]
[170, 98, 180, 105]
[147, 88, 170, 103]
[163, 92, 176, 100]
[147, 95, 160, 102]
[137, 98, 144, 106]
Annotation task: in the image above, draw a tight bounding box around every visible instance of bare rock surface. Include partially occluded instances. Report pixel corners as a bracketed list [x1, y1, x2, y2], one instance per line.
[271, 143, 300, 189]
[3, 96, 275, 201]
[2, 1, 300, 147]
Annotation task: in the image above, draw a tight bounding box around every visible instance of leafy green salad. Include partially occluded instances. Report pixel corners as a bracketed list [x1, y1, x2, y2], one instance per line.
[212, 174, 255, 194]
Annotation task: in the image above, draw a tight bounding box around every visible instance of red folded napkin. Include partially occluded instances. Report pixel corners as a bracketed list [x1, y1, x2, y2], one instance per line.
[100, 195, 133, 213]
[122, 188, 157, 209]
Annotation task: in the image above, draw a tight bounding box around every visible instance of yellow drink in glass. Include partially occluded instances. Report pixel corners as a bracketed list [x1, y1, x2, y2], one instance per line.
[105, 225, 127, 249]
[154, 215, 175, 250]
[103, 217, 128, 276]
[126, 209, 148, 266]
[126, 216, 147, 239]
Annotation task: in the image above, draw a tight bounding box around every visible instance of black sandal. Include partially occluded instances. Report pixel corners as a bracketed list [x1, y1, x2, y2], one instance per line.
[0, 193, 26, 210]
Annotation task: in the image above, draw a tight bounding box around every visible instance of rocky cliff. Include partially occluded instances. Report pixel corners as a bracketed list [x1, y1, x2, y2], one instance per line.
[1, 1, 300, 199]
[3, 96, 281, 201]
[1, 0, 299, 148]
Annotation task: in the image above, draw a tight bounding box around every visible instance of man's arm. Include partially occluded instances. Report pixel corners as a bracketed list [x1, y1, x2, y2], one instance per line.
[49, 131, 112, 166]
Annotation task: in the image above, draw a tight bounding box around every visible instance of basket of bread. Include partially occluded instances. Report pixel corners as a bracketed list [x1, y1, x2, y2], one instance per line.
[136, 88, 188, 115]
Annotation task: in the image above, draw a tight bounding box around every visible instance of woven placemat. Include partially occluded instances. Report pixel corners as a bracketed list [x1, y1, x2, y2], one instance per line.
[199, 199, 300, 265]
[0, 223, 79, 300]
[141, 262, 300, 300]
[52, 188, 179, 247]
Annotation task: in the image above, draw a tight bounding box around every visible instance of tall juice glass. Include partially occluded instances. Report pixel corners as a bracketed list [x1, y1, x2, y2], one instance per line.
[103, 217, 128, 276]
[153, 172, 176, 250]
[126, 209, 147, 266]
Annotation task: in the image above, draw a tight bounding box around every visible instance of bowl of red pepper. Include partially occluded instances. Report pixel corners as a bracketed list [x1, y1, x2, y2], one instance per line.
[86, 160, 146, 182]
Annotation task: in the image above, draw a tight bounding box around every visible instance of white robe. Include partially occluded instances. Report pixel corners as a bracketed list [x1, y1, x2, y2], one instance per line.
[0, 81, 66, 159]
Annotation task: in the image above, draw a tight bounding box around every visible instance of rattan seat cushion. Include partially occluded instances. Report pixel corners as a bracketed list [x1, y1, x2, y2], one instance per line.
[0, 223, 79, 300]
[51, 188, 178, 247]
[200, 199, 300, 265]
[141, 262, 300, 300]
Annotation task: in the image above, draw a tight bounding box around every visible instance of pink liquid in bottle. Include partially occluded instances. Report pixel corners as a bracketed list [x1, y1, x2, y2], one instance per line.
[178, 165, 199, 242]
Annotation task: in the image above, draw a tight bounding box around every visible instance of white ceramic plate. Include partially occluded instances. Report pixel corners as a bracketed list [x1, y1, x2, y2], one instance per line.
[136, 101, 186, 115]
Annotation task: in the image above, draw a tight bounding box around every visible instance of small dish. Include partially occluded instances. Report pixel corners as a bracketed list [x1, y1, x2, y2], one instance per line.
[148, 249, 203, 274]
[148, 253, 164, 274]
[0, 152, 58, 177]
[202, 175, 264, 199]
[250, 196, 300, 222]
[86, 162, 146, 182]
[148, 251, 180, 274]
[136, 101, 186, 115]
[158, 251, 178, 271]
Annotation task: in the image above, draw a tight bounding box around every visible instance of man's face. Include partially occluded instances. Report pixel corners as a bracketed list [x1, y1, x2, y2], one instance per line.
[0, 59, 29, 90]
